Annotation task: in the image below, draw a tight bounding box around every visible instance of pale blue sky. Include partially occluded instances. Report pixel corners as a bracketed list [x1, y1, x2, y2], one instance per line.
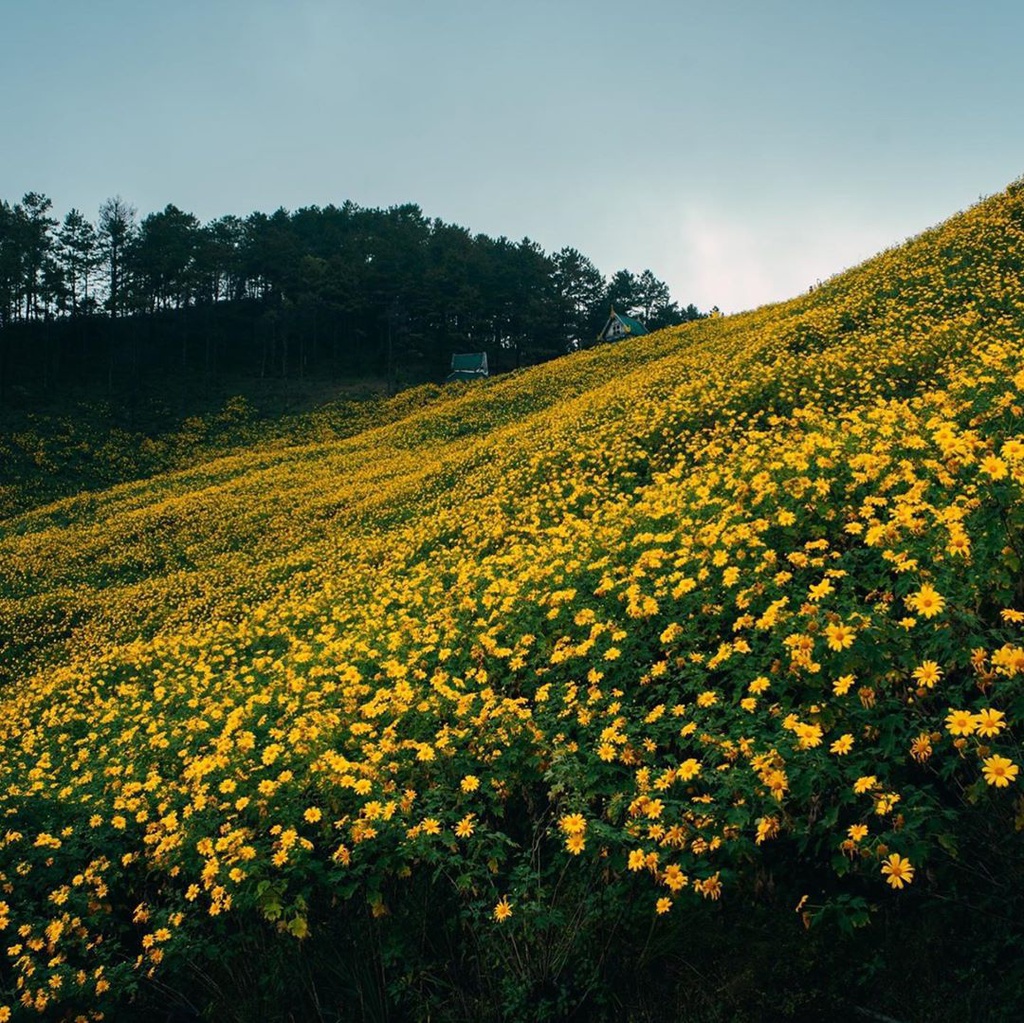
[3, 0, 1023, 311]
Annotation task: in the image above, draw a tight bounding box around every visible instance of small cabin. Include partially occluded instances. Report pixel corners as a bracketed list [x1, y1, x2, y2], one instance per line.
[596, 306, 648, 343]
[446, 352, 489, 382]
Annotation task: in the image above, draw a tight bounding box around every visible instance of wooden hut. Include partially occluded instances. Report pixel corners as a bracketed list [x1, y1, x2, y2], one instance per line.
[596, 306, 648, 343]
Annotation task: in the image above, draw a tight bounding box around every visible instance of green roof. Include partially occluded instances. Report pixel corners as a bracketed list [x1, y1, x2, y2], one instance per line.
[615, 312, 648, 335]
[597, 309, 649, 341]
[451, 353, 487, 371]
[446, 352, 489, 383]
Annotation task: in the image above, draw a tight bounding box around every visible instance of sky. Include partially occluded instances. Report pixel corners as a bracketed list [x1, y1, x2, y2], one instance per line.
[3, 0, 1024, 313]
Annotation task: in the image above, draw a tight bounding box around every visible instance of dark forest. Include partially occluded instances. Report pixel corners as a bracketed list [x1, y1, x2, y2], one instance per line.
[0, 193, 704, 403]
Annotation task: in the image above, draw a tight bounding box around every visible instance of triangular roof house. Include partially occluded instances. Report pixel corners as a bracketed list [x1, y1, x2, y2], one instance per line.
[446, 352, 489, 382]
[596, 306, 649, 343]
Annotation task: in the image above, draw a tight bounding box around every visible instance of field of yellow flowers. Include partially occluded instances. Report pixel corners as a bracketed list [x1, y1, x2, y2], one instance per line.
[2, 181, 1024, 1021]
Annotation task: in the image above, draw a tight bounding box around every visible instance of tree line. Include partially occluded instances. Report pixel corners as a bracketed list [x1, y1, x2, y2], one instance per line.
[0, 192, 705, 401]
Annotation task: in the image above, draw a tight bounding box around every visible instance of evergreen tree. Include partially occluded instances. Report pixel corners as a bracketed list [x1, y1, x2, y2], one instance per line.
[197, 215, 245, 303]
[57, 209, 100, 315]
[132, 204, 201, 311]
[19, 192, 58, 320]
[0, 200, 25, 330]
[634, 268, 671, 323]
[605, 268, 640, 318]
[98, 196, 137, 318]
[552, 247, 604, 349]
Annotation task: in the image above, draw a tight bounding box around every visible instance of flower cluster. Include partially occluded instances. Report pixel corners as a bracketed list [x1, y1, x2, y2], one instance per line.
[1, 180, 1024, 1017]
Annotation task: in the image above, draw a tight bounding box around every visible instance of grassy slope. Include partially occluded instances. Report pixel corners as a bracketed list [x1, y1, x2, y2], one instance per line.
[0, 378, 458, 520]
[1, 184, 1024, 1020]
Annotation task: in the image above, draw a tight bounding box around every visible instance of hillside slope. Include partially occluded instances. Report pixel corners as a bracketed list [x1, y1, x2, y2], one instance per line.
[1, 184, 1024, 1020]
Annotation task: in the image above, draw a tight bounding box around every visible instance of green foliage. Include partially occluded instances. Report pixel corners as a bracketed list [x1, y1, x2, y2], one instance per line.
[3, 182, 1024, 1021]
